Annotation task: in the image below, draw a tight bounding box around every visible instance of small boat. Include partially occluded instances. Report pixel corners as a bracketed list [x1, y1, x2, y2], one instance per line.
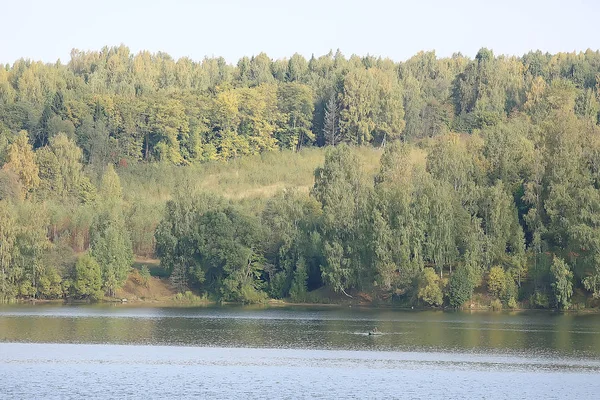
[368, 328, 382, 336]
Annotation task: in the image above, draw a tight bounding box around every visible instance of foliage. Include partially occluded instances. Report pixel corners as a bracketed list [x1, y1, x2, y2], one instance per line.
[73, 253, 103, 300]
[289, 257, 309, 302]
[156, 192, 267, 303]
[490, 298, 503, 311]
[488, 266, 506, 298]
[2, 46, 600, 308]
[2, 130, 39, 197]
[550, 256, 573, 309]
[448, 266, 474, 308]
[90, 208, 133, 297]
[312, 145, 372, 295]
[36, 133, 95, 202]
[418, 267, 444, 307]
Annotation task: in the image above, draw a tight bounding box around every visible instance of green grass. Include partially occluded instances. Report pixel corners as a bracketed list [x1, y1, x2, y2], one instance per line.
[116, 145, 424, 256]
[118, 146, 387, 209]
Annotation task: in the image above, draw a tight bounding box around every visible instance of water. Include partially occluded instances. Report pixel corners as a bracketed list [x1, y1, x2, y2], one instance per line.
[1, 304, 600, 399]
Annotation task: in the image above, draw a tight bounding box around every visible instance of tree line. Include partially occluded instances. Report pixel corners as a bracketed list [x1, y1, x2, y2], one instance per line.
[1, 46, 600, 307]
[1, 46, 598, 165]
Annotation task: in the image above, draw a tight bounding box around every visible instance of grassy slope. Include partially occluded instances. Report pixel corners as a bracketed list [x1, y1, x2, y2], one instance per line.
[122, 147, 340, 215]
[119, 146, 426, 207]
[115, 145, 427, 301]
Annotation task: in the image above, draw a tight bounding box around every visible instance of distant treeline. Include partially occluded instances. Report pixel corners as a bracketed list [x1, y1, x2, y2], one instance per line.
[1, 46, 598, 164]
[1, 46, 600, 308]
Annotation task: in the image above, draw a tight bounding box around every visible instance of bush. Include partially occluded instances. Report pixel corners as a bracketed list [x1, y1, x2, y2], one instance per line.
[530, 291, 550, 309]
[140, 265, 151, 287]
[488, 266, 506, 298]
[447, 266, 473, 308]
[239, 283, 268, 304]
[418, 268, 443, 307]
[173, 291, 206, 303]
[490, 298, 503, 311]
[507, 297, 518, 309]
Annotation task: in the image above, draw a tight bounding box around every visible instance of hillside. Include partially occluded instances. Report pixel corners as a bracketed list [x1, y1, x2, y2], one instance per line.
[116, 145, 424, 256]
[1, 45, 600, 309]
[119, 146, 403, 204]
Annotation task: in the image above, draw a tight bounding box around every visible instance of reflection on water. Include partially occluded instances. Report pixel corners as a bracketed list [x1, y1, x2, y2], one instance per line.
[1, 304, 600, 357]
[2, 305, 600, 398]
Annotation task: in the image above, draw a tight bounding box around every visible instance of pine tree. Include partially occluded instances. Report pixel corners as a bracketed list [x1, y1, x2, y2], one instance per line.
[323, 93, 340, 146]
[170, 263, 188, 293]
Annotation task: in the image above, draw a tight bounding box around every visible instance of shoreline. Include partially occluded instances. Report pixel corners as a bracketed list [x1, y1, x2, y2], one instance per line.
[5, 297, 599, 313]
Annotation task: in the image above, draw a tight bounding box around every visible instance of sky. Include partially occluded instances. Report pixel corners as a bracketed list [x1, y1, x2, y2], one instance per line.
[1, 0, 599, 65]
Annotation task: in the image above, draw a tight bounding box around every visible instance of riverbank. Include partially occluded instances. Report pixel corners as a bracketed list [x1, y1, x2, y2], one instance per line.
[6, 270, 599, 313]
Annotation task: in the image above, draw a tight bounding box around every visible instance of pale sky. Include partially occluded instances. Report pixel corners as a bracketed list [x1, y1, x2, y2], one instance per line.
[2, 0, 598, 65]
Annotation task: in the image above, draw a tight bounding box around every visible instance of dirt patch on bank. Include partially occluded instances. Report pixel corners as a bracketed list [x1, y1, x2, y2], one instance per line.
[115, 270, 177, 302]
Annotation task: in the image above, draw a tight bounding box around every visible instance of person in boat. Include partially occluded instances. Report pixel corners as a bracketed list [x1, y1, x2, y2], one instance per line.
[370, 327, 379, 334]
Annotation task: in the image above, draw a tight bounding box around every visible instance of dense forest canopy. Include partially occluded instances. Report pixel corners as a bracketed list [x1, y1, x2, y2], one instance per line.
[1, 45, 600, 308]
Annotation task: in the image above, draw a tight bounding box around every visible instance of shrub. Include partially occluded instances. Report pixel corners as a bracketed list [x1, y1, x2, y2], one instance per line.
[174, 291, 206, 303]
[488, 266, 506, 298]
[447, 266, 473, 308]
[418, 268, 443, 307]
[140, 265, 151, 288]
[490, 298, 503, 311]
[530, 291, 550, 309]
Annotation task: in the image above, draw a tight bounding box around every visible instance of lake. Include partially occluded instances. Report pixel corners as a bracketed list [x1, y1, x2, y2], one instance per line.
[1, 304, 600, 399]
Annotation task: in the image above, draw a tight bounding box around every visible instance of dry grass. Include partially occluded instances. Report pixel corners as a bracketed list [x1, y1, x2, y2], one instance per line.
[118, 146, 387, 205]
[116, 145, 427, 250]
[409, 147, 428, 168]
[116, 270, 177, 301]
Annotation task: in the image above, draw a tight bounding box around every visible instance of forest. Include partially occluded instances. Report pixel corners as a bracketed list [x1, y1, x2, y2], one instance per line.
[1, 45, 600, 309]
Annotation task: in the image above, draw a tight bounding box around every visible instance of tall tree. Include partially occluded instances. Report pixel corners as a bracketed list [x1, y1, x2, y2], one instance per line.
[312, 145, 372, 295]
[2, 130, 39, 198]
[323, 92, 340, 146]
[90, 208, 133, 297]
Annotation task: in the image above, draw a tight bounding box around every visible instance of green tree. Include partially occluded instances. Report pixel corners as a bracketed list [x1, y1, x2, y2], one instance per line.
[550, 256, 573, 309]
[184, 205, 266, 303]
[374, 141, 424, 290]
[289, 257, 308, 302]
[488, 266, 506, 298]
[418, 267, 444, 306]
[99, 164, 123, 204]
[371, 67, 405, 145]
[448, 265, 474, 308]
[262, 189, 322, 298]
[2, 130, 39, 197]
[339, 68, 376, 144]
[147, 98, 189, 163]
[155, 192, 224, 291]
[36, 133, 95, 201]
[13, 202, 52, 299]
[74, 253, 103, 300]
[90, 209, 133, 297]
[323, 92, 340, 146]
[312, 145, 372, 295]
[0, 201, 17, 300]
[276, 83, 314, 150]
